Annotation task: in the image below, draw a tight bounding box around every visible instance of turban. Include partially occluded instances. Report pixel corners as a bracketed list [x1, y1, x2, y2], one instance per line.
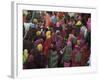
[33, 18, 38, 23]
[76, 21, 82, 26]
[23, 49, 29, 63]
[46, 31, 51, 36]
[37, 44, 43, 52]
[36, 31, 41, 36]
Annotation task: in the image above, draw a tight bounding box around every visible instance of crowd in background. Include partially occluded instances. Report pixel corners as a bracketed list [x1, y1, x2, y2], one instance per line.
[23, 10, 91, 69]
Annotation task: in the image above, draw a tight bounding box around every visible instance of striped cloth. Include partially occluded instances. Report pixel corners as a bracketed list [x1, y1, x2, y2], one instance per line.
[48, 50, 58, 68]
[62, 46, 72, 62]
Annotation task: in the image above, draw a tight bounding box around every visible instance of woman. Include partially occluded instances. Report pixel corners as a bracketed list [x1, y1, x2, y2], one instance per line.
[48, 42, 58, 68]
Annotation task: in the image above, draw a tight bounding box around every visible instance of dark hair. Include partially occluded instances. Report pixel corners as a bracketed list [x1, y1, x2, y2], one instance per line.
[81, 13, 91, 26]
[51, 42, 56, 51]
[26, 12, 32, 22]
[46, 11, 52, 16]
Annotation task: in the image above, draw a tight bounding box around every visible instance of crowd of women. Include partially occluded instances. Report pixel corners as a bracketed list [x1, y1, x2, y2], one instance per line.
[23, 10, 91, 69]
